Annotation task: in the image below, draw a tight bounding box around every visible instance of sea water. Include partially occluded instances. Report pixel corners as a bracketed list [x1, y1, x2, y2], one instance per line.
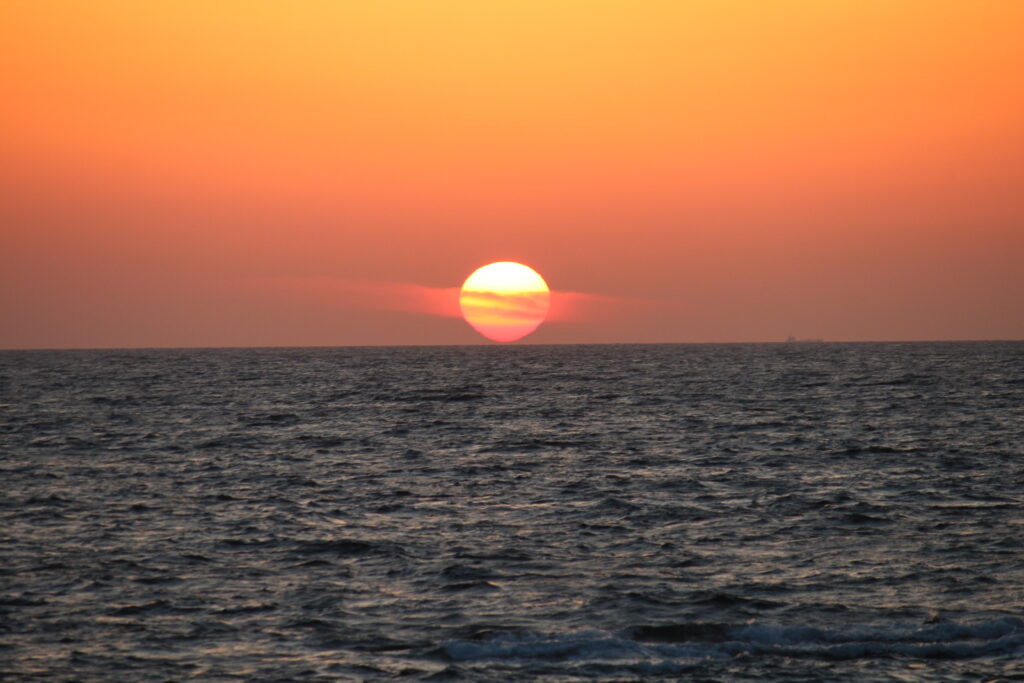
[2, 342, 1022, 680]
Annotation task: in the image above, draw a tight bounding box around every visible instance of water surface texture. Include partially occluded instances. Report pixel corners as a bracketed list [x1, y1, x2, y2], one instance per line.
[2, 342, 1023, 680]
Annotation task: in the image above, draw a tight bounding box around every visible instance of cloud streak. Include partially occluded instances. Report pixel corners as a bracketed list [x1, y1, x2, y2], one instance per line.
[259, 277, 658, 325]
[261, 277, 462, 318]
[547, 290, 666, 323]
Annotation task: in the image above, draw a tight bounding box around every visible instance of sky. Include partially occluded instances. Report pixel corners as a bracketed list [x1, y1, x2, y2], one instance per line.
[2, 1, 1022, 348]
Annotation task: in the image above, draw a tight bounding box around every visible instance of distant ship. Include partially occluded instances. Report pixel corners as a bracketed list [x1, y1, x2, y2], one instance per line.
[786, 335, 824, 343]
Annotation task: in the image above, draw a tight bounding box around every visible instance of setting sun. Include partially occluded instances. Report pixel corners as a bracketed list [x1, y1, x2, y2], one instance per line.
[460, 262, 551, 342]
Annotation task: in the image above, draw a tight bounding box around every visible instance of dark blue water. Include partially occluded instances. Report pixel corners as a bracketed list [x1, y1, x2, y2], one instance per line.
[2, 342, 1023, 680]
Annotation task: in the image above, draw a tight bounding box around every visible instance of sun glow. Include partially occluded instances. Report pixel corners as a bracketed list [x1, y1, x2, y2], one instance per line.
[460, 262, 550, 342]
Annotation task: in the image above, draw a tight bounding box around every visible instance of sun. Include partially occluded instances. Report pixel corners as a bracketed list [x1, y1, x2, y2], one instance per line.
[460, 262, 551, 342]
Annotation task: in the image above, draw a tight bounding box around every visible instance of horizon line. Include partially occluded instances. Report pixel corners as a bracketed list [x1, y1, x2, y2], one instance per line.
[3, 338, 1022, 353]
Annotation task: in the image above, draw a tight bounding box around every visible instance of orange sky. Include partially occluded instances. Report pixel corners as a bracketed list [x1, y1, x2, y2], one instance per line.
[2, 1, 1022, 347]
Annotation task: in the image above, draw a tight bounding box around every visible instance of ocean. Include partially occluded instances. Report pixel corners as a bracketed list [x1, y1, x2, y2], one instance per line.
[2, 342, 1022, 680]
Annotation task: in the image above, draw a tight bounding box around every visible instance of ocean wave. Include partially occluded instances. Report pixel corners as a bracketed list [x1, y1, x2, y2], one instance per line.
[444, 617, 1024, 662]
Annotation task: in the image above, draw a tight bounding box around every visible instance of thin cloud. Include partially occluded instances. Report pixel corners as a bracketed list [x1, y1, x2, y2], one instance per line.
[260, 277, 462, 318]
[259, 277, 659, 323]
[547, 290, 664, 323]
[459, 290, 551, 325]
